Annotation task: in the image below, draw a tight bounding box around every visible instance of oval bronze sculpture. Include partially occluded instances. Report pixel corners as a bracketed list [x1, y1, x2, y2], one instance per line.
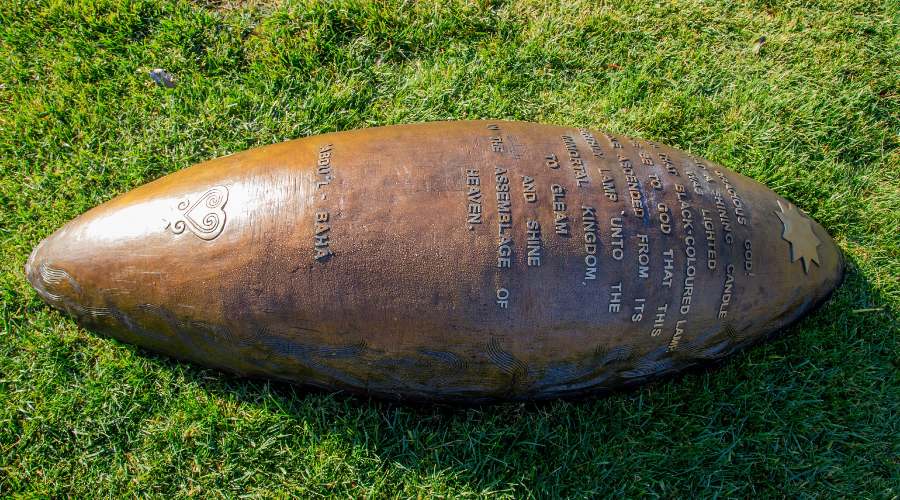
[26, 121, 844, 402]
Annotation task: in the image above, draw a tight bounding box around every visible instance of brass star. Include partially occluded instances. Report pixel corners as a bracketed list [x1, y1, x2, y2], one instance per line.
[775, 200, 821, 274]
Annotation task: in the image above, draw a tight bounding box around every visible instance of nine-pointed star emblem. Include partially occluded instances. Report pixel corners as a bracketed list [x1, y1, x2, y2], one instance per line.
[775, 200, 821, 273]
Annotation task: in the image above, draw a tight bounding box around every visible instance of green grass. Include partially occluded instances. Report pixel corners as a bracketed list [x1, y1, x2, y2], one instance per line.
[1, 0, 898, 496]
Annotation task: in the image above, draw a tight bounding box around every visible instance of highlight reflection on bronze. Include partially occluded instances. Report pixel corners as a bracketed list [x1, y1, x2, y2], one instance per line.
[26, 121, 844, 402]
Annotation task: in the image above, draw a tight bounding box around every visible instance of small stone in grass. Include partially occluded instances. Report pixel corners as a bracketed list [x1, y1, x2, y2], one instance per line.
[149, 68, 176, 88]
[753, 36, 767, 56]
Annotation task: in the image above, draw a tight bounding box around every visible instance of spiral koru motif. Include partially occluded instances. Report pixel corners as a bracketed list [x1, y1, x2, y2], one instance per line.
[167, 186, 229, 240]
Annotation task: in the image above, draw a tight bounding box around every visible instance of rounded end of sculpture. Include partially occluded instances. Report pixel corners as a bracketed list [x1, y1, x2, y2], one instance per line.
[25, 237, 50, 304]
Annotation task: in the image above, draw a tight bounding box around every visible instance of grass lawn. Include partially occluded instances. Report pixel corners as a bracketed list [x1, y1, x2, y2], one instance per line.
[1, 0, 898, 496]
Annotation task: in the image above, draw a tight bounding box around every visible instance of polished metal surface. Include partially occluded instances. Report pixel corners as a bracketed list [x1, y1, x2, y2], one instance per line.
[26, 121, 844, 401]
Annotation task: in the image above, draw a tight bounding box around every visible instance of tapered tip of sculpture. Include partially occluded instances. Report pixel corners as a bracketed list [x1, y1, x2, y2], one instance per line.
[26, 232, 74, 313]
[25, 237, 50, 304]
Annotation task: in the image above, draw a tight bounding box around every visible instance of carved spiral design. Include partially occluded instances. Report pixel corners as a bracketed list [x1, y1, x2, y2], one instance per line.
[195, 212, 220, 234]
[202, 187, 227, 208]
[166, 186, 228, 240]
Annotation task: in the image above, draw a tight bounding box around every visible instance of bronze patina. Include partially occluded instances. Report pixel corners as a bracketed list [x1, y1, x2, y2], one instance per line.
[26, 121, 844, 401]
